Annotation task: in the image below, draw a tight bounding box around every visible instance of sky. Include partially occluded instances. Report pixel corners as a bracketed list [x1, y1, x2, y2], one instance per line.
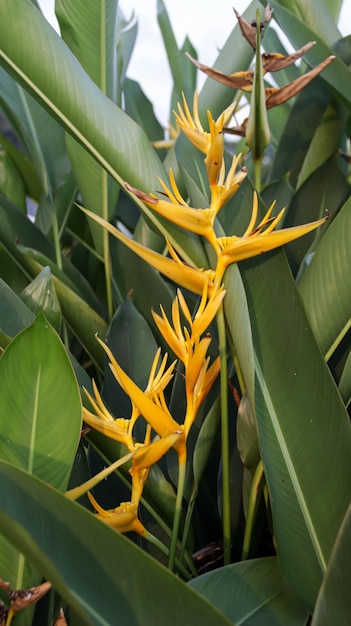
[38, 0, 349, 126]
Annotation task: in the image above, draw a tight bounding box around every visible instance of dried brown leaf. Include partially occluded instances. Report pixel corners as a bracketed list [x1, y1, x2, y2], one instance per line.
[9, 581, 52, 613]
[266, 55, 335, 108]
[262, 41, 316, 72]
[233, 3, 272, 49]
[233, 7, 257, 48]
[185, 53, 253, 89]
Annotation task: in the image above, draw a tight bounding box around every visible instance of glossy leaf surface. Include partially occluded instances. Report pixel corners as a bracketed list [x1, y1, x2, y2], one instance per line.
[240, 251, 351, 608]
[189, 557, 309, 625]
[0, 462, 233, 626]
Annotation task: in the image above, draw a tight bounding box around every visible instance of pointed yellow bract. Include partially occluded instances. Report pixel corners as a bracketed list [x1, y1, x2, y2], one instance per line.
[210, 154, 247, 214]
[88, 493, 148, 536]
[80, 205, 216, 296]
[214, 192, 328, 283]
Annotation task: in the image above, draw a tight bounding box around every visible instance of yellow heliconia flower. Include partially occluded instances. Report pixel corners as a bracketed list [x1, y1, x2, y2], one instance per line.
[214, 192, 328, 283]
[174, 91, 235, 155]
[88, 493, 148, 537]
[152, 282, 223, 434]
[83, 381, 134, 449]
[80, 205, 216, 297]
[95, 336, 185, 452]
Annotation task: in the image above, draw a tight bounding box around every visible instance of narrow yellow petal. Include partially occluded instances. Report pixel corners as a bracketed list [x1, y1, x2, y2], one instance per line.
[186, 336, 212, 393]
[192, 287, 226, 339]
[152, 307, 187, 362]
[177, 288, 193, 326]
[243, 192, 259, 236]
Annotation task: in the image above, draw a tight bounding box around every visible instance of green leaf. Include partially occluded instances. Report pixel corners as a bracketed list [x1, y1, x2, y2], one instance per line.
[189, 557, 309, 625]
[270, 76, 333, 186]
[0, 132, 41, 200]
[0, 0, 164, 190]
[312, 503, 351, 625]
[0, 0, 208, 270]
[157, 0, 192, 103]
[0, 277, 35, 338]
[0, 313, 81, 591]
[283, 156, 349, 276]
[0, 66, 70, 206]
[124, 78, 165, 144]
[20, 266, 62, 332]
[240, 251, 351, 608]
[116, 7, 138, 101]
[18, 248, 108, 369]
[0, 147, 26, 210]
[0, 461, 233, 626]
[296, 100, 348, 190]
[298, 195, 351, 359]
[338, 350, 351, 408]
[56, 0, 120, 256]
[0, 312, 81, 487]
[271, 0, 342, 44]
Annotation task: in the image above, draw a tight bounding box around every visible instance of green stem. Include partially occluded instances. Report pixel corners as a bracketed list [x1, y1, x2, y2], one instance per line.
[144, 531, 191, 580]
[217, 302, 231, 565]
[168, 455, 187, 571]
[241, 460, 264, 560]
[101, 169, 113, 320]
[254, 158, 262, 193]
[179, 482, 197, 566]
[66, 450, 134, 500]
[52, 213, 70, 348]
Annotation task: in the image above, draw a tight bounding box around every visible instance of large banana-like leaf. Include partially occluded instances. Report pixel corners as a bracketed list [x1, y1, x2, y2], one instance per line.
[0, 461, 233, 626]
[56, 0, 120, 256]
[0, 0, 208, 268]
[298, 195, 351, 359]
[272, 0, 342, 44]
[239, 250, 351, 609]
[0, 314, 82, 594]
[189, 557, 308, 625]
[312, 502, 351, 625]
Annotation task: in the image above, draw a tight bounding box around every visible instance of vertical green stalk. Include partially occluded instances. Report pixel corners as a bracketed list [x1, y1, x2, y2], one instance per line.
[241, 460, 264, 560]
[52, 213, 69, 347]
[168, 454, 187, 571]
[101, 169, 113, 320]
[217, 301, 231, 565]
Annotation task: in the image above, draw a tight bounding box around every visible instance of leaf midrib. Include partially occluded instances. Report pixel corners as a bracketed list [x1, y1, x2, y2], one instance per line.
[255, 353, 327, 572]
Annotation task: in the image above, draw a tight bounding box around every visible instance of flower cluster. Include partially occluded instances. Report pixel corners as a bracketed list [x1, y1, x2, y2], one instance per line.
[79, 6, 329, 554]
[82, 283, 224, 535]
